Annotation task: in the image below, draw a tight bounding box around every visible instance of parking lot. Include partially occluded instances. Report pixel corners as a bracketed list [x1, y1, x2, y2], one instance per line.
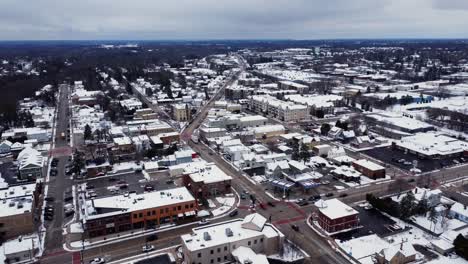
[81, 170, 179, 199]
[363, 146, 467, 173]
[333, 206, 398, 242]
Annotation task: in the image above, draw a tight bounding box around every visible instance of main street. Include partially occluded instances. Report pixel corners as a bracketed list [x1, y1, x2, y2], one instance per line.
[42, 83, 75, 263]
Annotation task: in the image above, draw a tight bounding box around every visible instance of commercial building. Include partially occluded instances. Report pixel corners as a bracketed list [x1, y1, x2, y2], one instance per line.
[395, 132, 468, 159]
[365, 113, 434, 136]
[173, 103, 191, 122]
[250, 125, 286, 139]
[352, 159, 386, 179]
[3, 234, 39, 263]
[317, 198, 360, 234]
[181, 213, 284, 264]
[278, 81, 309, 93]
[183, 163, 233, 199]
[284, 94, 343, 116]
[83, 187, 197, 238]
[250, 95, 308, 122]
[0, 183, 38, 240]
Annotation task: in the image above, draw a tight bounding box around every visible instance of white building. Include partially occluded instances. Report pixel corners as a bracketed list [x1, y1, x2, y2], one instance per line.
[17, 147, 43, 180]
[396, 132, 468, 159]
[181, 213, 284, 264]
[250, 95, 308, 122]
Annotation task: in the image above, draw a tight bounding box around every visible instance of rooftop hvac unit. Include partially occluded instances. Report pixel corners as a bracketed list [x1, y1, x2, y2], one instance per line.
[203, 232, 211, 241]
[225, 228, 233, 237]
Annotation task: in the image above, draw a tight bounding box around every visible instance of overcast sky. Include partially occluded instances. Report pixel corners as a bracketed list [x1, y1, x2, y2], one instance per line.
[1, 0, 468, 40]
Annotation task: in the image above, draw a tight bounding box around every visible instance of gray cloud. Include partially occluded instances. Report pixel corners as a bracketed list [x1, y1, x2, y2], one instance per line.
[0, 0, 467, 40]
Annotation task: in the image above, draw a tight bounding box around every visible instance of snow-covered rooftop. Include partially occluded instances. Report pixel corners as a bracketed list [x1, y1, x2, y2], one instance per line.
[319, 198, 358, 220]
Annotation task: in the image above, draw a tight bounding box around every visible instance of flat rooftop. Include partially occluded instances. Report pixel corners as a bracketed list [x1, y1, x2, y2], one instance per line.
[84, 187, 195, 220]
[181, 214, 283, 252]
[319, 198, 358, 220]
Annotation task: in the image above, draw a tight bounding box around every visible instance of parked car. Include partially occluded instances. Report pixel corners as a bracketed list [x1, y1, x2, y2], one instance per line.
[229, 210, 239, 217]
[142, 245, 155, 253]
[291, 224, 300, 232]
[325, 192, 334, 197]
[45, 197, 55, 202]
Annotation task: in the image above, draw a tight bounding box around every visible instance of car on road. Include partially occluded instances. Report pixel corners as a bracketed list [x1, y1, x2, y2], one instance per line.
[147, 234, 158, 241]
[229, 210, 239, 217]
[267, 201, 275, 207]
[64, 196, 73, 202]
[198, 219, 210, 226]
[339, 193, 348, 198]
[45, 197, 55, 202]
[45, 214, 54, 221]
[240, 194, 246, 200]
[90, 258, 105, 264]
[309, 195, 321, 201]
[142, 245, 155, 253]
[325, 192, 334, 197]
[259, 203, 266, 210]
[291, 224, 300, 232]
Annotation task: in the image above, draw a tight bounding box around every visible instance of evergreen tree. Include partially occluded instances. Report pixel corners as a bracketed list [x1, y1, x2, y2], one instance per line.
[454, 234, 468, 260]
[299, 143, 311, 163]
[399, 192, 416, 220]
[84, 124, 92, 140]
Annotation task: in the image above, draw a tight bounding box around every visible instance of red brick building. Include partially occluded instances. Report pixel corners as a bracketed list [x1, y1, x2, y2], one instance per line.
[317, 198, 360, 234]
[183, 164, 232, 199]
[352, 159, 386, 180]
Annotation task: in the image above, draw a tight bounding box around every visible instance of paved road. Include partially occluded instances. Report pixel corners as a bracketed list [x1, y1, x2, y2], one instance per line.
[43, 84, 74, 259]
[179, 54, 350, 264]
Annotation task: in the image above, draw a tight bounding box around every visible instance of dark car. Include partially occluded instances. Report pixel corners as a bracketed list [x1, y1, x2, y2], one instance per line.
[147, 234, 158, 241]
[65, 210, 75, 217]
[291, 224, 300, 231]
[229, 210, 239, 217]
[325, 192, 334, 197]
[45, 214, 54, 221]
[339, 193, 348, 198]
[45, 197, 55, 202]
[64, 196, 73, 202]
[267, 201, 275, 207]
[240, 194, 246, 200]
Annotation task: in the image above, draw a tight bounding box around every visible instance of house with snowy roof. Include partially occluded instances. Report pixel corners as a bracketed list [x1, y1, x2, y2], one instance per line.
[17, 147, 43, 180]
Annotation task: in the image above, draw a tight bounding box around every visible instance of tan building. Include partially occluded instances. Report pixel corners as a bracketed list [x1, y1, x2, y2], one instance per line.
[173, 104, 191, 122]
[0, 184, 38, 240]
[181, 213, 284, 264]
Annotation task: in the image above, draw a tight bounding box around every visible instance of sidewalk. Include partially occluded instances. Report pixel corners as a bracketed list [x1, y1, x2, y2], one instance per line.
[305, 214, 360, 264]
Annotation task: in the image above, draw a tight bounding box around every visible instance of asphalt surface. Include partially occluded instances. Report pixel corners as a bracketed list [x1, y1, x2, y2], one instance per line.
[42, 84, 75, 263]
